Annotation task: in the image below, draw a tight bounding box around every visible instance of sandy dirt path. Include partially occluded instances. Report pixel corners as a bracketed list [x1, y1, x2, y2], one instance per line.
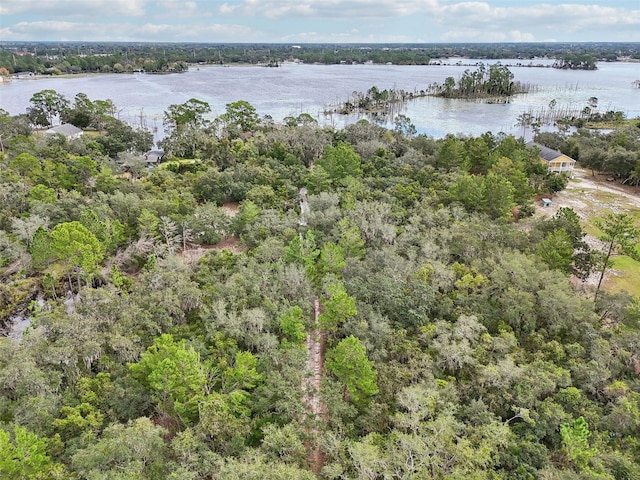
[302, 298, 327, 474]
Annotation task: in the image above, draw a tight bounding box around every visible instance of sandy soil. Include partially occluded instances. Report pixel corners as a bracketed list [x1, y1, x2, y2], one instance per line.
[180, 236, 245, 264]
[221, 202, 240, 217]
[535, 168, 640, 288]
[540, 168, 640, 219]
[302, 298, 327, 474]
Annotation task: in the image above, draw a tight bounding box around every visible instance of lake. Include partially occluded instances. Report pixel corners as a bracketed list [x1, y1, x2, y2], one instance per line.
[1, 60, 639, 141]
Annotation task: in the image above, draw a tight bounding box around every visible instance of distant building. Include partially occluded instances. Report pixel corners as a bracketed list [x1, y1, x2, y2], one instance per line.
[13, 71, 35, 79]
[527, 141, 575, 177]
[143, 150, 165, 166]
[44, 123, 84, 140]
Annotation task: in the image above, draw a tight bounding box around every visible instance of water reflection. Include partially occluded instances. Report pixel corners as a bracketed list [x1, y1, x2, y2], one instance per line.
[1, 60, 638, 141]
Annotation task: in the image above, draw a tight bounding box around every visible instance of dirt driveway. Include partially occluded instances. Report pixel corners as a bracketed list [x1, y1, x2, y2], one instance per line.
[540, 168, 640, 220]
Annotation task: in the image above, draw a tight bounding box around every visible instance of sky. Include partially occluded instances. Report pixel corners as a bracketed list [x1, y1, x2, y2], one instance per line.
[1, 0, 639, 44]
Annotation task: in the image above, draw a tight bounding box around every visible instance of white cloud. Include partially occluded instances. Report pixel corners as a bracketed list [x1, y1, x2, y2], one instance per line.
[4, 20, 91, 37]
[281, 29, 413, 43]
[155, 1, 212, 18]
[139, 22, 256, 40]
[431, 2, 640, 33]
[219, 0, 438, 20]
[0, 0, 148, 17]
[442, 28, 535, 42]
[217, 0, 639, 39]
[1, 20, 257, 42]
[1, 1, 638, 42]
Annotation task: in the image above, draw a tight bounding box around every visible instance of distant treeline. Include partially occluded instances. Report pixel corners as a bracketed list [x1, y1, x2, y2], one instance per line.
[1, 41, 638, 75]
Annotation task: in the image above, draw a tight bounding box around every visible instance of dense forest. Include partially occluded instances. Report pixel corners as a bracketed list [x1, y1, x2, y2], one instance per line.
[1, 42, 639, 75]
[1, 91, 640, 479]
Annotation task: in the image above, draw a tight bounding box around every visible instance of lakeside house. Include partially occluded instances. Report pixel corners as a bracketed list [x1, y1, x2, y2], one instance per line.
[527, 141, 575, 177]
[44, 123, 84, 140]
[12, 71, 35, 79]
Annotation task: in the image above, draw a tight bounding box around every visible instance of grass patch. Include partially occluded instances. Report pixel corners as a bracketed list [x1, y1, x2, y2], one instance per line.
[583, 118, 640, 130]
[583, 210, 640, 238]
[575, 203, 640, 297]
[590, 190, 625, 203]
[157, 158, 204, 174]
[584, 215, 605, 237]
[606, 255, 640, 297]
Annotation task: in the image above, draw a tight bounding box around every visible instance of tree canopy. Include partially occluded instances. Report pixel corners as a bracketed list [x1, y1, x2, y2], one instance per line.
[0, 93, 639, 479]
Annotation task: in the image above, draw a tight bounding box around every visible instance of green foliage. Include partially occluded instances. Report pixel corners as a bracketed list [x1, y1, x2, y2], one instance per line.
[559, 53, 598, 70]
[260, 423, 307, 466]
[50, 221, 105, 274]
[560, 416, 597, 470]
[318, 282, 357, 331]
[234, 199, 261, 234]
[71, 418, 167, 479]
[2, 97, 640, 478]
[129, 334, 207, 425]
[594, 213, 640, 301]
[450, 172, 486, 211]
[219, 100, 260, 137]
[317, 141, 362, 181]
[484, 171, 516, 220]
[326, 335, 378, 406]
[544, 172, 570, 193]
[0, 425, 65, 479]
[110, 264, 133, 292]
[437, 135, 468, 171]
[338, 221, 366, 259]
[28, 184, 56, 204]
[79, 209, 125, 253]
[317, 242, 346, 277]
[9, 153, 40, 180]
[30, 226, 55, 269]
[452, 262, 490, 292]
[435, 64, 521, 99]
[27, 89, 69, 127]
[450, 171, 515, 219]
[53, 402, 104, 440]
[279, 306, 307, 345]
[223, 351, 263, 392]
[536, 229, 575, 274]
[61, 93, 116, 130]
[97, 117, 153, 157]
[164, 98, 211, 133]
[489, 156, 534, 205]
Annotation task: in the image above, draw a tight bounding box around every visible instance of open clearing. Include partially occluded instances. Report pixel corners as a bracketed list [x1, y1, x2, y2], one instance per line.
[535, 167, 640, 296]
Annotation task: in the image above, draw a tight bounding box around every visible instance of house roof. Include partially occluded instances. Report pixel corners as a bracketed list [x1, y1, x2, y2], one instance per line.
[142, 150, 164, 164]
[526, 141, 573, 162]
[45, 123, 83, 137]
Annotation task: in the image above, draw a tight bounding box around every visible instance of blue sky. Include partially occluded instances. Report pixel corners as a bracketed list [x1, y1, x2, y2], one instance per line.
[1, 0, 639, 43]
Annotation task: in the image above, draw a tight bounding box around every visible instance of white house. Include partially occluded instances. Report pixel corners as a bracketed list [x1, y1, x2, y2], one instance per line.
[45, 123, 84, 140]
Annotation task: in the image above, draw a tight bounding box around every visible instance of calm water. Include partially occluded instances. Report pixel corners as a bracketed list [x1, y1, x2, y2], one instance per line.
[1, 60, 639, 141]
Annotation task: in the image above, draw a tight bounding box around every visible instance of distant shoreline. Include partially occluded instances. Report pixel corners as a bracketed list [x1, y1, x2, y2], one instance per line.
[8, 57, 633, 82]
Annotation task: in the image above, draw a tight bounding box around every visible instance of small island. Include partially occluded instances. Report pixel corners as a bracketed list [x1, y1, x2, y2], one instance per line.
[325, 64, 531, 118]
[431, 64, 530, 99]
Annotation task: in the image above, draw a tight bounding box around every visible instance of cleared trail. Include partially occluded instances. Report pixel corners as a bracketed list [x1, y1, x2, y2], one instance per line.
[302, 298, 327, 474]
